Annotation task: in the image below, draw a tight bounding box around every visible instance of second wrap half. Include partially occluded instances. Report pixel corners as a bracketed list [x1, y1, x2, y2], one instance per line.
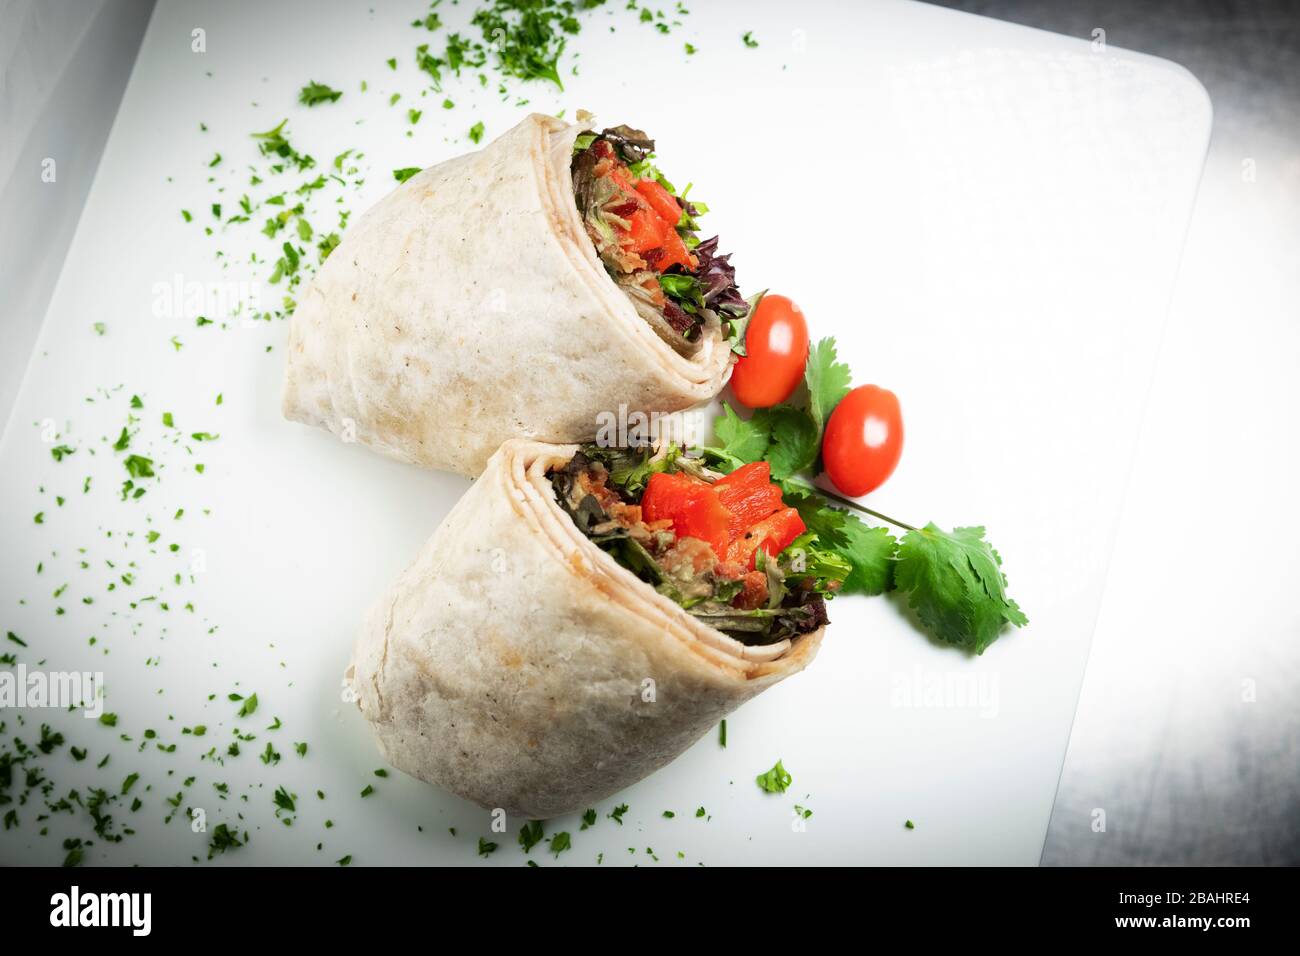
[347, 440, 823, 819]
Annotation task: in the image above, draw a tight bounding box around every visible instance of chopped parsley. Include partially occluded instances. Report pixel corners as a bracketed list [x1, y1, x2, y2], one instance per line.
[547, 831, 571, 856]
[207, 824, 244, 859]
[273, 786, 296, 814]
[518, 820, 544, 853]
[756, 759, 792, 794]
[298, 81, 343, 106]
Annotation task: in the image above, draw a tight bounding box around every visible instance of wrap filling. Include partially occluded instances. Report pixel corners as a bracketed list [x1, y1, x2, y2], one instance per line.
[572, 125, 748, 356]
[551, 446, 839, 645]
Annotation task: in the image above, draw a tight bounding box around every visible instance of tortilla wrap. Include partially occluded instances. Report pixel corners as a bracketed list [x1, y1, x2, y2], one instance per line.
[282, 114, 733, 477]
[347, 439, 823, 819]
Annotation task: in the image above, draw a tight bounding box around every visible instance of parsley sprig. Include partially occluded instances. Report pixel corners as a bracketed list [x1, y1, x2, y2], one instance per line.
[706, 336, 1027, 653]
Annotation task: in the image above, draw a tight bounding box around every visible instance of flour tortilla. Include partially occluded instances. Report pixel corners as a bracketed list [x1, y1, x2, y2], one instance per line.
[282, 114, 732, 477]
[347, 440, 823, 819]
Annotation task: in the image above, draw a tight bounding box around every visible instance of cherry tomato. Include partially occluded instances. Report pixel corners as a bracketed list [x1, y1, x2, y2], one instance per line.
[822, 384, 904, 497]
[730, 294, 809, 408]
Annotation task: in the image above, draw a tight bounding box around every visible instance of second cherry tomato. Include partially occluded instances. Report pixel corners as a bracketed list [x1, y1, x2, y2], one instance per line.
[729, 294, 809, 408]
[822, 384, 904, 497]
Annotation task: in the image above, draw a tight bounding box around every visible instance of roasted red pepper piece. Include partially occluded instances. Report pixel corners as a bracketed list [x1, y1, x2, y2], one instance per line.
[619, 204, 695, 272]
[725, 507, 806, 570]
[622, 205, 673, 256]
[595, 143, 696, 273]
[642, 472, 731, 560]
[713, 462, 785, 535]
[644, 464, 805, 570]
[635, 179, 684, 228]
[653, 224, 697, 272]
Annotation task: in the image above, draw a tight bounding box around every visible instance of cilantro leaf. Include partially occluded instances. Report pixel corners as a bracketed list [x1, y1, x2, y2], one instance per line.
[894, 524, 1027, 654]
[835, 514, 897, 595]
[805, 337, 852, 431]
[781, 481, 847, 541]
[782, 481, 896, 594]
[763, 405, 819, 480]
[393, 167, 421, 183]
[713, 403, 770, 464]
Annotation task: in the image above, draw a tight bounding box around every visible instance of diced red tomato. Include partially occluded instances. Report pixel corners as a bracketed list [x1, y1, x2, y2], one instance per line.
[725, 507, 806, 570]
[655, 226, 697, 272]
[593, 151, 696, 273]
[621, 206, 667, 255]
[713, 462, 784, 535]
[618, 204, 694, 272]
[735, 571, 769, 610]
[635, 179, 684, 227]
[642, 472, 731, 560]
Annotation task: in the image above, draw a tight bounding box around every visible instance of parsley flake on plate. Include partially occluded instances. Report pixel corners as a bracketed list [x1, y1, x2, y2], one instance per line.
[298, 81, 343, 106]
[756, 759, 792, 794]
[518, 819, 544, 853]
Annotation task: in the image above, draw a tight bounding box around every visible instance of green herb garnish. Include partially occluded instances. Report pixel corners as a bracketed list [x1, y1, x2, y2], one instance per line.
[518, 820, 544, 853]
[548, 831, 571, 856]
[298, 81, 343, 106]
[704, 335, 1026, 651]
[756, 759, 792, 794]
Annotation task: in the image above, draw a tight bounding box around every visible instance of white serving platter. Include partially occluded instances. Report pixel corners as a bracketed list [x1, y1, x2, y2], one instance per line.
[0, 0, 1209, 865]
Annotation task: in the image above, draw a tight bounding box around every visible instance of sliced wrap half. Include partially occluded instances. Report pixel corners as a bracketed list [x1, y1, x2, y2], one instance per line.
[347, 439, 823, 819]
[283, 114, 733, 476]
